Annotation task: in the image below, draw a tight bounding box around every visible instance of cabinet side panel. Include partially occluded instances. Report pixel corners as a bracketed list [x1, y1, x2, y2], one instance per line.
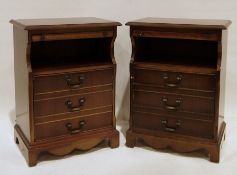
[112, 64, 116, 128]
[111, 29, 117, 127]
[14, 26, 31, 141]
[218, 30, 228, 135]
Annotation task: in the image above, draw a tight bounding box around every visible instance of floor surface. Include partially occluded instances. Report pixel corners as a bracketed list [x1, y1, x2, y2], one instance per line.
[0, 118, 237, 175]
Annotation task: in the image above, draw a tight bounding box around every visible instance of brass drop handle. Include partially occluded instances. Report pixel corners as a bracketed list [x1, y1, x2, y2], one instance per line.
[65, 97, 86, 112]
[161, 120, 181, 132]
[162, 73, 182, 88]
[162, 97, 182, 111]
[138, 32, 143, 37]
[65, 74, 85, 89]
[65, 120, 86, 134]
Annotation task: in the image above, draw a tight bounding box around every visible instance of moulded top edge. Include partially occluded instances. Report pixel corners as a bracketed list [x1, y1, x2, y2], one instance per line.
[125, 17, 231, 29]
[10, 17, 122, 30]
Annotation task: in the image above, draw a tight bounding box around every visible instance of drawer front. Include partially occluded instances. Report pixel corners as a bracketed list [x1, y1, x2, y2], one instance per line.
[34, 84, 113, 100]
[133, 90, 214, 116]
[35, 111, 113, 140]
[133, 106, 213, 121]
[34, 105, 112, 124]
[133, 69, 216, 91]
[133, 111, 213, 139]
[32, 31, 115, 42]
[34, 68, 114, 94]
[34, 90, 112, 117]
[132, 30, 219, 41]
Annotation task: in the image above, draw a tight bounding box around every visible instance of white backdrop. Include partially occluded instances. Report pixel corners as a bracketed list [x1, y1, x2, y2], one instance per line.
[0, 0, 237, 121]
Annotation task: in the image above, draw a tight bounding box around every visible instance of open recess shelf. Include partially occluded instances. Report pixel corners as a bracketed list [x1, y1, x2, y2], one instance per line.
[133, 37, 218, 70]
[30, 37, 113, 71]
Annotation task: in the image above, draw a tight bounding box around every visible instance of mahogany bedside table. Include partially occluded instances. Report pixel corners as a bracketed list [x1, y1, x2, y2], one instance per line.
[11, 17, 121, 166]
[126, 17, 231, 162]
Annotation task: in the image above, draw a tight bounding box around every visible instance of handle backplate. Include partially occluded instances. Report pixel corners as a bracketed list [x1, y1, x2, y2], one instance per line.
[65, 120, 86, 134]
[65, 74, 85, 89]
[65, 97, 86, 112]
[162, 97, 182, 111]
[161, 120, 181, 132]
[162, 73, 182, 88]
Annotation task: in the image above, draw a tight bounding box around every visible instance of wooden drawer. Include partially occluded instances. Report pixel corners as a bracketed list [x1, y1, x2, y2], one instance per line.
[132, 30, 219, 41]
[34, 68, 114, 94]
[35, 111, 113, 140]
[133, 111, 213, 139]
[34, 105, 112, 124]
[134, 84, 215, 98]
[133, 106, 213, 121]
[31, 31, 115, 42]
[133, 68, 216, 91]
[133, 90, 214, 116]
[34, 84, 113, 100]
[34, 90, 112, 117]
